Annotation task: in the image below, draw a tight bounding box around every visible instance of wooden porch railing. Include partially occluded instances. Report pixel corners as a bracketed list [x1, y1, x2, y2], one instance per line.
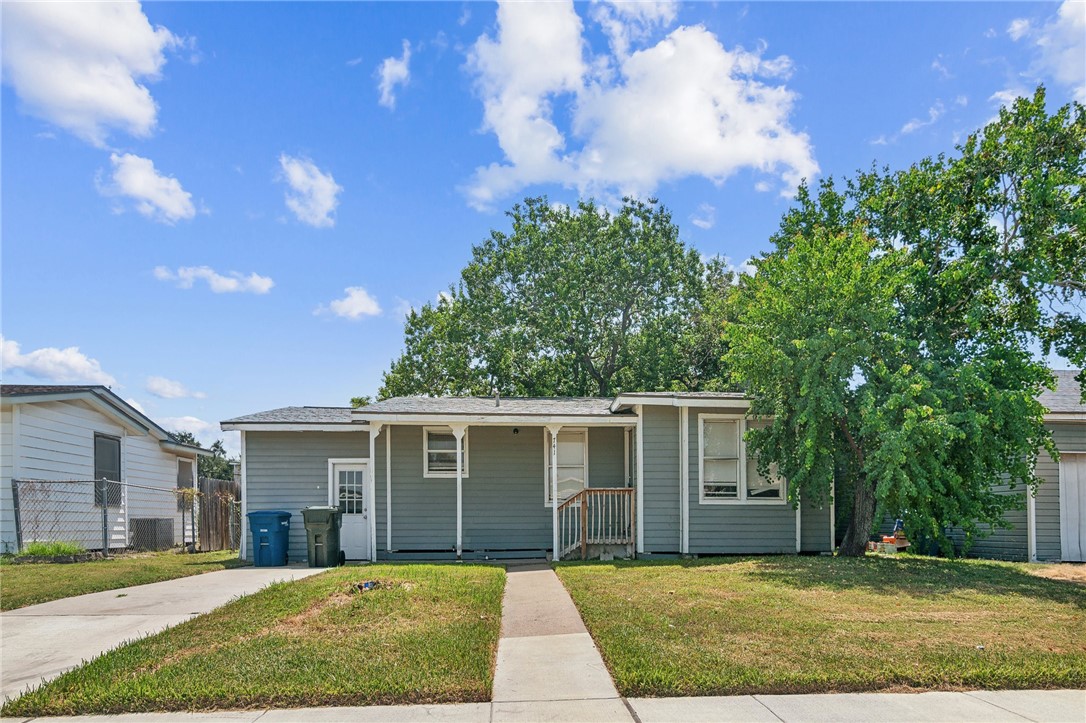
[557, 487, 635, 560]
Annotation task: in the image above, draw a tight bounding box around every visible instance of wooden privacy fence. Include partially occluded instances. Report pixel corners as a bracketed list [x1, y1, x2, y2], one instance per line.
[557, 487, 635, 560]
[197, 477, 240, 551]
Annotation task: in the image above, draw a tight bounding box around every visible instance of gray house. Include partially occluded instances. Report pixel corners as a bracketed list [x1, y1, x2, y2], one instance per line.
[222, 373, 1085, 564]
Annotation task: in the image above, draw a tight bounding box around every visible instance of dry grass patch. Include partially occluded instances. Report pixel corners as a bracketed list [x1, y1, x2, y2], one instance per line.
[556, 556, 1086, 697]
[1024, 563, 1086, 586]
[3, 564, 505, 716]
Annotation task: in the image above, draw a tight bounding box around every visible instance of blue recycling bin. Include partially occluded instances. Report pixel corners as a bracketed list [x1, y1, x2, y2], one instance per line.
[247, 510, 291, 566]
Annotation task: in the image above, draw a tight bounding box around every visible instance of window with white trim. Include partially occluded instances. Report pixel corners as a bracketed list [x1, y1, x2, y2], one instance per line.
[423, 427, 468, 478]
[700, 419, 740, 500]
[699, 416, 784, 503]
[545, 428, 587, 505]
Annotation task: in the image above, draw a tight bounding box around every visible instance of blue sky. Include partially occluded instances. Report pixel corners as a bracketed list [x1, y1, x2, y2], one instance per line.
[2, 1, 1083, 455]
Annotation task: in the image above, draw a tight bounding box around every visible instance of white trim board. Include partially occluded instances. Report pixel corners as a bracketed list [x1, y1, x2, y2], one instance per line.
[356, 413, 637, 426]
[696, 413, 787, 506]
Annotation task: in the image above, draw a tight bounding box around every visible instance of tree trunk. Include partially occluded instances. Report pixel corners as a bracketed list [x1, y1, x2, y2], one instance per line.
[838, 474, 877, 556]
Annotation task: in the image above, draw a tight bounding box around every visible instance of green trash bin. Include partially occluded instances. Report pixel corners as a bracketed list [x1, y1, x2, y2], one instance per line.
[302, 506, 344, 567]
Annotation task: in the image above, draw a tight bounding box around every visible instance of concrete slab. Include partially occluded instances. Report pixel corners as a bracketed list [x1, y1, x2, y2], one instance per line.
[499, 565, 586, 638]
[755, 690, 1030, 722]
[1, 565, 324, 701]
[629, 695, 781, 722]
[492, 633, 618, 702]
[492, 698, 633, 722]
[966, 689, 1086, 722]
[261, 703, 491, 722]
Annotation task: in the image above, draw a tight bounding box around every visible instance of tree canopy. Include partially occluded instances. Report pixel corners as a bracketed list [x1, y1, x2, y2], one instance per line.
[728, 88, 1083, 555]
[171, 433, 236, 481]
[379, 197, 729, 398]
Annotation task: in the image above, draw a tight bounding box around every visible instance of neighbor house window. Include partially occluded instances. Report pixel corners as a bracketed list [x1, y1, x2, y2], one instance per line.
[545, 428, 587, 505]
[699, 416, 785, 504]
[424, 427, 468, 478]
[93, 434, 122, 507]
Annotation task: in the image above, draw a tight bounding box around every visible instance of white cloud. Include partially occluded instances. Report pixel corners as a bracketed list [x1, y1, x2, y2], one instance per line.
[124, 397, 147, 414]
[955, 95, 969, 107]
[1007, 17, 1032, 41]
[931, 57, 952, 79]
[900, 101, 945, 135]
[591, 0, 678, 57]
[1, 2, 180, 147]
[146, 376, 205, 399]
[0, 336, 116, 385]
[278, 154, 342, 228]
[316, 287, 382, 320]
[464, 1, 818, 209]
[754, 180, 773, 192]
[100, 153, 196, 224]
[392, 297, 416, 318]
[376, 40, 412, 109]
[160, 416, 240, 459]
[1007, 1, 1085, 103]
[690, 203, 716, 230]
[153, 265, 274, 294]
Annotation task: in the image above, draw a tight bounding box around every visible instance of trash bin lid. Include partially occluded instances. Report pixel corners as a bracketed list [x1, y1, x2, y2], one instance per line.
[247, 510, 292, 520]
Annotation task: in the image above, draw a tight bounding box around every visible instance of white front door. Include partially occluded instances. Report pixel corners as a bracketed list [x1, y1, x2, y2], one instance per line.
[1060, 453, 1086, 562]
[333, 463, 370, 560]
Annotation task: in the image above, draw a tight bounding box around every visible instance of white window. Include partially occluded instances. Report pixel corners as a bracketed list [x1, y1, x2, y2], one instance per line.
[423, 427, 468, 478]
[544, 428, 588, 505]
[698, 416, 785, 504]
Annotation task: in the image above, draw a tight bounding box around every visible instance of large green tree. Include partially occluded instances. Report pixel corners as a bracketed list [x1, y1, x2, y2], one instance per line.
[171, 433, 237, 480]
[380, 197, 724, 398]
[728, 88, 1082, 556]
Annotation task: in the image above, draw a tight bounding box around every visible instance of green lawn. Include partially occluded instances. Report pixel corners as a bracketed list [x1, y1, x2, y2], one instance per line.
[0, 550, 247, 610]
[556, 556, 1086, 697]
[2, 564, 506, 716]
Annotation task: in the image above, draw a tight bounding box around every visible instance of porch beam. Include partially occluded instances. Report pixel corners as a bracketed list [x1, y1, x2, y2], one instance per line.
[547, 424, 563, 560]
[450, 424, 467, 559]
[369, 423, 382, 561]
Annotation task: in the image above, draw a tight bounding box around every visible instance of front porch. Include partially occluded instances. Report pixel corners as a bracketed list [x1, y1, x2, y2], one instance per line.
[367, 419, 638, 562]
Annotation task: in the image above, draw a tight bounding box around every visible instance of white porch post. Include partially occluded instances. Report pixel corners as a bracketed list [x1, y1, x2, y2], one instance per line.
[450, 424, 467, 559]
[1027, 486, 1037, 562]
[547, 424, 563, 560]
[385, 426, 392, 554]
[635, 406, 644, 554]
[369, 423, 382, 561]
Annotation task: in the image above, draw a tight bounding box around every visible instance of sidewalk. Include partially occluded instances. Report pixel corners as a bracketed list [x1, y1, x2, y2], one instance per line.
[490, 562, 631, 722]
[4, 689, 1082, 722]
[1, 565, 323, 702]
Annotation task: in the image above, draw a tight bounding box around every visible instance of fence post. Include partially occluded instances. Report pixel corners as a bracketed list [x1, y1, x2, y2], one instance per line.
[11, 480, 23, 553]
[99, 478, 109, 557]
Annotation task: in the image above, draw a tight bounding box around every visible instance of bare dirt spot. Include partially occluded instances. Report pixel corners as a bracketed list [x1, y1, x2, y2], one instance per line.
[1026, 563, 1086, 586]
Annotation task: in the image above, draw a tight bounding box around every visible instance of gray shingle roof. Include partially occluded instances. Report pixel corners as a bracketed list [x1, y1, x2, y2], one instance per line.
[2, 384, 103, 397]
[360, 396, 625, 417]
[1039, 370, 1084, 414]
[221, 406, 354, 425]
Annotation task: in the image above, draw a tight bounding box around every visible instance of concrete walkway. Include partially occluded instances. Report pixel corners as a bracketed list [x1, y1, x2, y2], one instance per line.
[490, 562, 630, 722]
[1, 565, 323, 702]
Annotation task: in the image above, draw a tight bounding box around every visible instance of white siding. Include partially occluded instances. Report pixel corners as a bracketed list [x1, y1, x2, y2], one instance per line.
[0, 399, 192, 552]
[1, 407, 14, 553]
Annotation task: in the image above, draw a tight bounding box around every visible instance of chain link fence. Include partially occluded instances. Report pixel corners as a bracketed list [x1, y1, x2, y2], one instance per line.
[9, 478, 241, 556]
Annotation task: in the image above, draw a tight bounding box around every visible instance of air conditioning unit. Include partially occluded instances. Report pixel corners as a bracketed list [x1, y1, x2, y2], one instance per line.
[131, 518, 174, 551]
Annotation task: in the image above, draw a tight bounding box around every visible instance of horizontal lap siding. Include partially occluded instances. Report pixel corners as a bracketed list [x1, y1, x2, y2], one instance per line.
[388, 425, 455, 552]
[588, 427, 626, 487]
[800, 494, 832, 553]
[17, 401, 122, 480]
[1038, 422, 1086, 561]
[1, 408, 13, 552]
[949, 481, 1028, 561]
[463, 426, 551, 551]
[687, 408, 797, 554]
[124, 435, 188, 544]
[643, 405, 680, 552]
[245, 431, 368, 562]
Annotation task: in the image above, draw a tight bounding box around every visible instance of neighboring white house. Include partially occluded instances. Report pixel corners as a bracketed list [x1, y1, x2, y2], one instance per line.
[1, 385, 209, 554]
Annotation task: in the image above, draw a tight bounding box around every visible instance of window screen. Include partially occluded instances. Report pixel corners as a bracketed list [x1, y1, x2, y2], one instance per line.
[94, 434, 122, 507]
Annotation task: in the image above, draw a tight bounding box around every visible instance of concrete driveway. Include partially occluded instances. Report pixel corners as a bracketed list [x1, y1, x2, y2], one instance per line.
[1, 565, 324, 702]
